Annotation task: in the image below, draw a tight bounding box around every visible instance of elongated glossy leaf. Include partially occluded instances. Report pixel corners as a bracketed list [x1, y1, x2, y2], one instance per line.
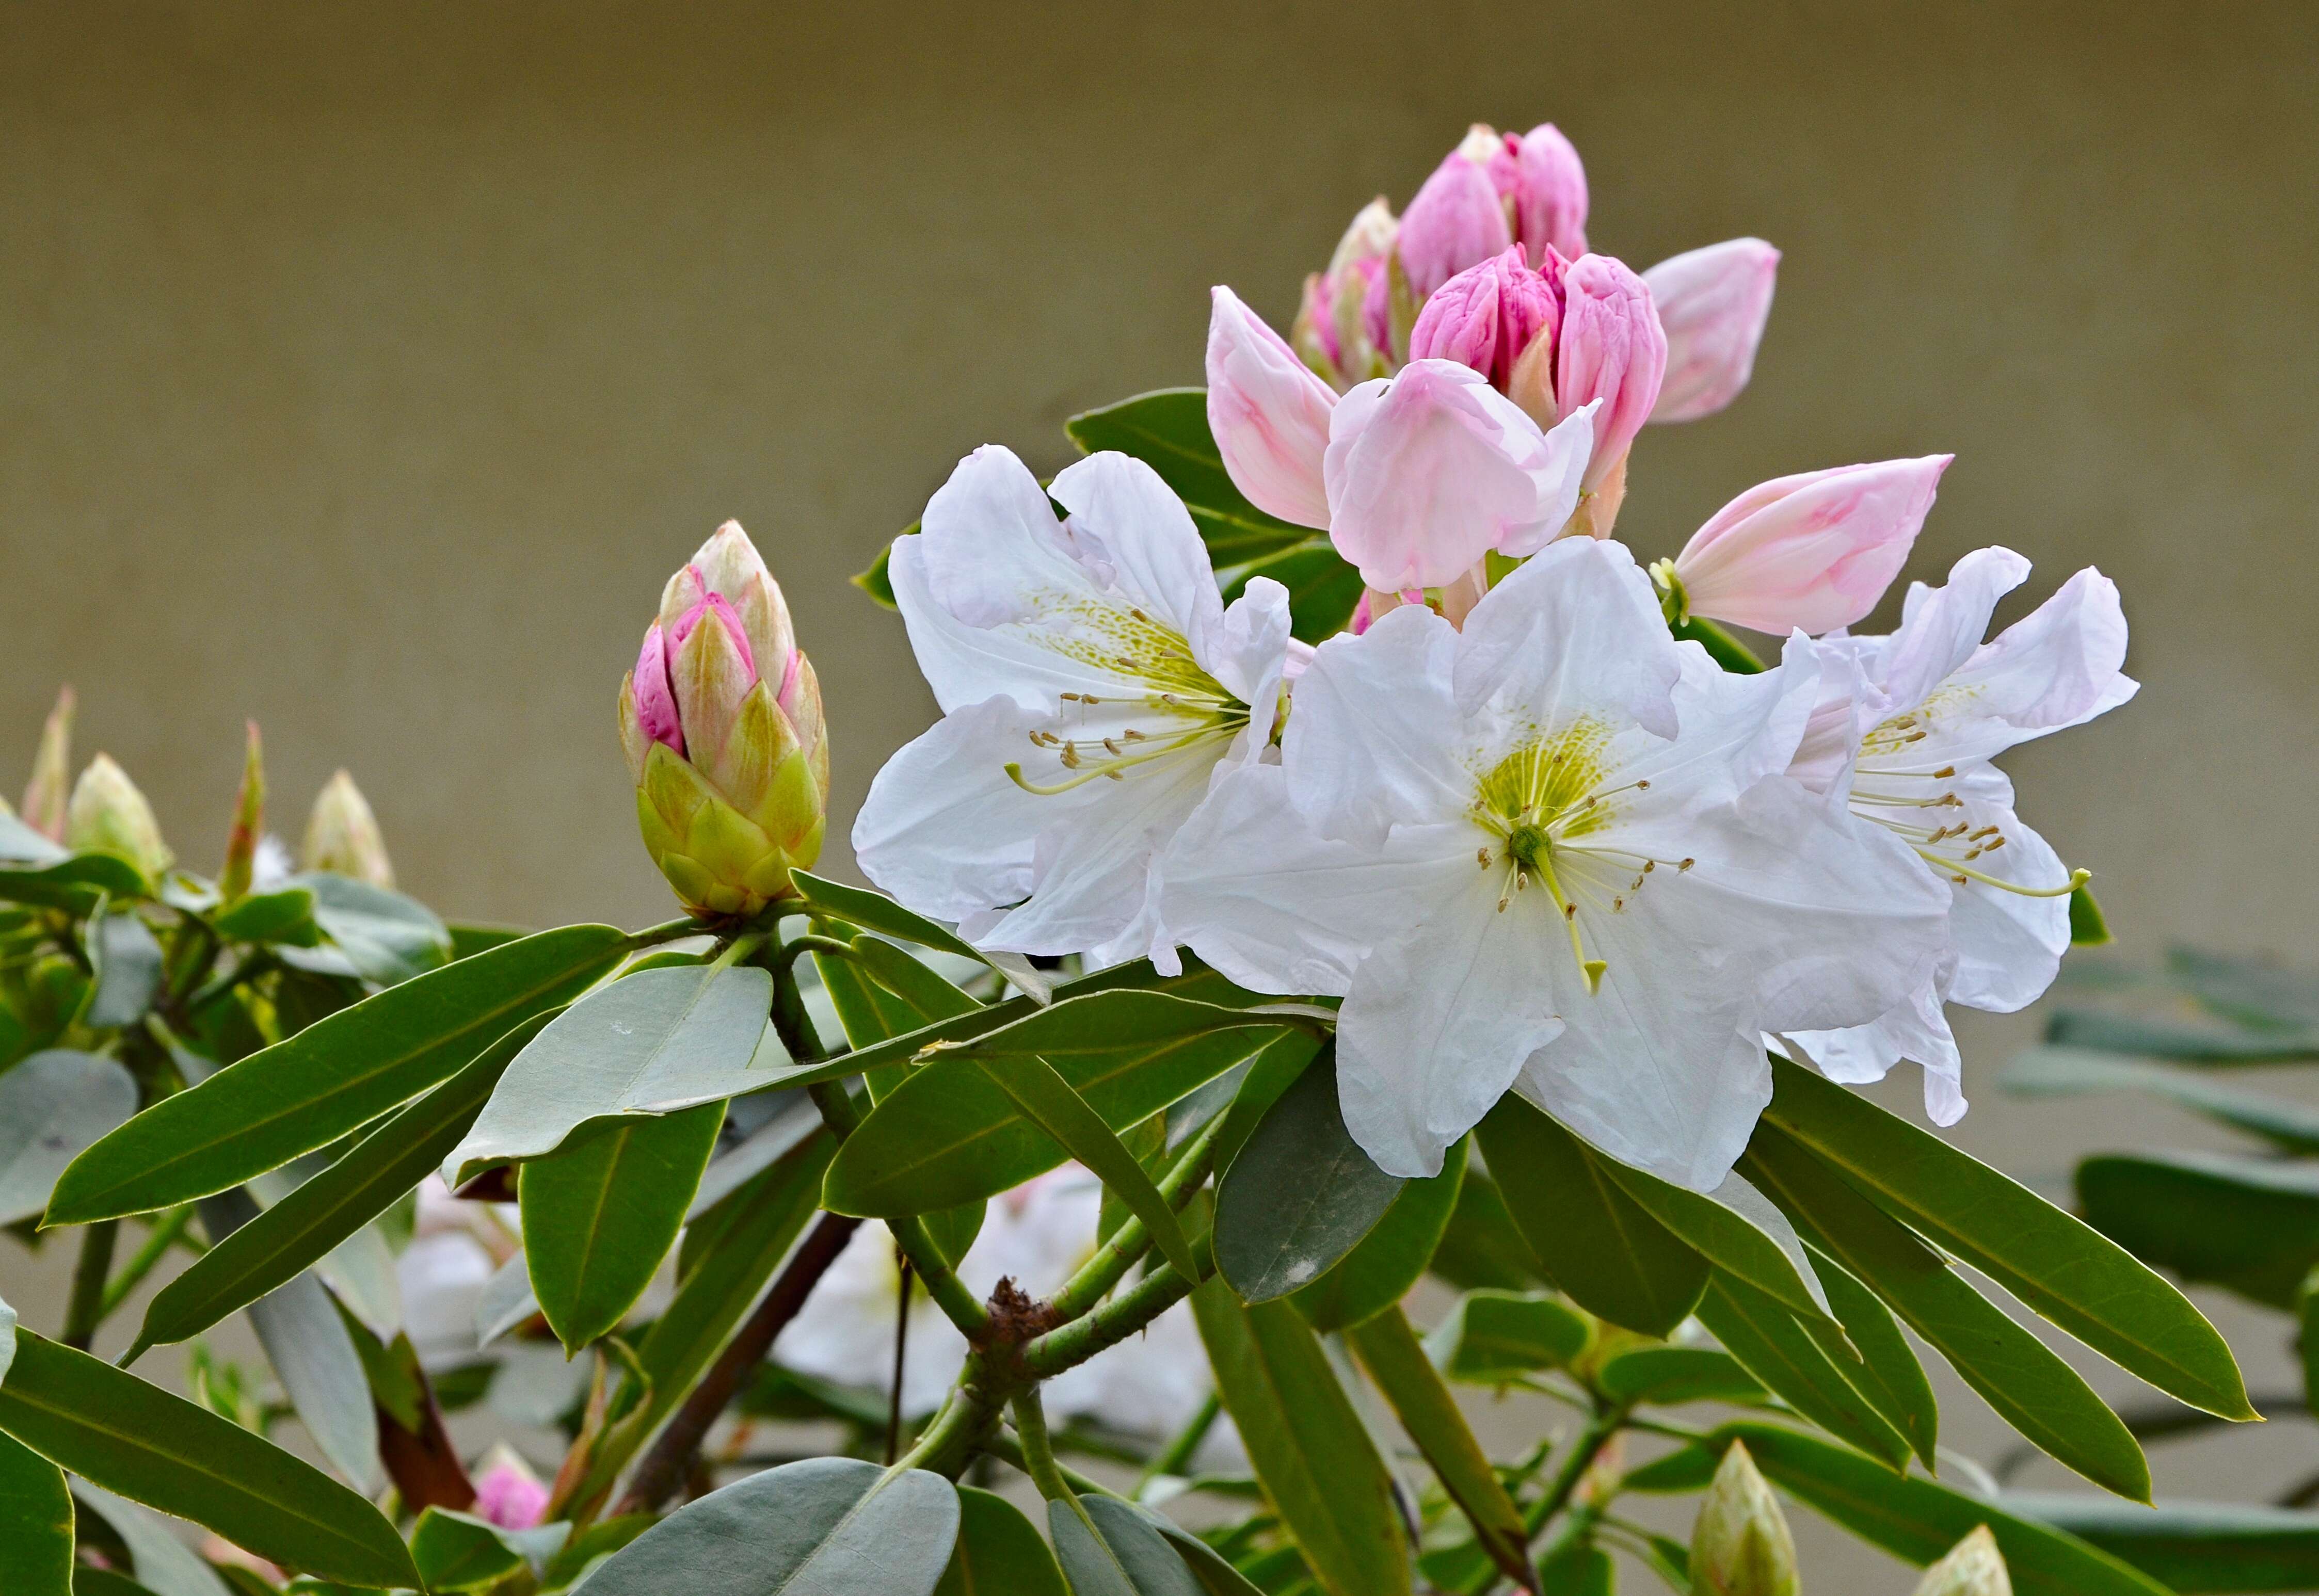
[790, 870, 1050, 1004]
[1427, 1169, 1547, 1292]
[293, 873, 454, 986]
[66, 1478, 232, 1596]
[1476, 1096, 1706, 1335]
[446, 963, 772, 1184]
[212, 884, 319, 945]
[1809, 1243, 1939, 1467]
[935, 1487, 1066, 1596]
[0, 811, 66, 864]
[522, 1101, 724, 1350]
[985, 1054, 1199, 1279]
[0, 851, 147, 911]
[761, 957, 1266, 1090]
[1189, 1277, 1409, 1596]
[1053, 1497, 1206, 1596]
[1595, 1344, 1766, 1407]
[1744, 1126, 2151, 1500]
[136, 1011, 552, 1350]
[824, 994, 1286, 1214]
[0, 1050, 136, 1225]
[1048, 1506, 1138, 1596]
[0, 1334, 413, 1586]
[2076, 1150, 2319, 1309]
[1130, 1508, 1268, 1596]
[584, 1456, 959, 1595]
[50, 925, 629, 1222]
[1681, 1423, 2171, 1596]
[2046, 1007, 2319, 1062]
[191, 1190, 379, 1491]
[2004, 1044, 2319, 1153]
[1344, 1309, 1527, 1586]
[1766, 1052, 2254, 1421]
[1210, 1031, 1324, 1171]
[0, 1429, 71, 1596]
[1601, 1159, 1832, 1325]
[1217, 1047, 1402, 1303]
[1693, 1275, 1910, 1468]
[851, 937, 981, 1024]
[1293, 1137, 1465, 1332]
[86, 911, 164, 1027]
[410, 1507, 527, 1590]
[1421, 1288, 1591, 1380]
[2007, 1494, 2319, 1594]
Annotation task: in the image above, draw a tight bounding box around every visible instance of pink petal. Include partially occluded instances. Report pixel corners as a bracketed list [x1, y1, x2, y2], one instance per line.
[1644, 238, 1781, 424]
[1676, 455, 1952, 634]
[1206, 286, 1337, 528]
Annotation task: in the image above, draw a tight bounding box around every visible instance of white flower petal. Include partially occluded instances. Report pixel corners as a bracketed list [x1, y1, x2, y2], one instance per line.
[853, 697, 1041, 922]
[1879, 545, 2032, 714]
[1282, 604, 1468, 847]
[1050, 452, 1227, 660]
[1337, 883, 1568, 1178]
[1454, 538, 1681, 739]
[1206, 576, 1294, 715]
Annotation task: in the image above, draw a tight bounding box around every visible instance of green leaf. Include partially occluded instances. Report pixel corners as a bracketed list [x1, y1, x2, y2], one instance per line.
[522, 1101, 725, 1351]
[0, 1051, 136, 1226]
[1209, 1031, 1324, 1171]
[789, 870, 1051, 1004]
[65, 1477, 234, 1596]
[1692, 1274, 1911, 1469]
[85, 911, 164, 1028]
[1475, 1096, 1706, 1336]
[1343, 1309, 1528, 1588]
[292, 874, 454, 987]
[1742, 1124, 2151, 1500]
[0, 811, 66, 865]
[1594, 1344, 1767, 1407]
[1292, 1137, 1465, 1332]
[756, 956, 1268, 1092]
[985, 1052, 1201, 1280]
[583, 1456, 960, 1595]
[1052, 1497, 1205, 1596]
[2075, 1150, 2319, 1309]
[2070, 884, 2113, 945]
[71, 1567, 162, 1595]
[1597, 1158, 1834, 1328]
[1426, 1170, 1547, 1293]
[0, 1429, 71, 1596]
[49, 924, 629, 1223]
[1216, 1045, 1402, 1304]
[2003, 1044, 2319, 1153]
[854, 543, 898, 609]
[134, 1011, 554, 1350]
[444, 963, 772, 1185]
[1188, 1278, 1409, 1596]
[409, 1508, 528, 1591]
[2007, 1494, 2319, 1594]
[850, 937, 981, 1025]
[213, 886, 321, 947]
[1536, 1544, 1615, 1595]
[1667, 616, 1766, 672]
[190, 1189, 380, 1491]
[2044, 1007, 2319, 1062]
[1217, 537, 1364, 644]
[0, 1333, 415, 1586]
[934, 1486, 1066, 1596]
[1064, 389, 1290, 540]
[1763, 1053, 2254, 1422]
[2168, 945, 2319, 1030]
[1684, 1422, 2173, 1596]
[1810, 1244, 1940, 1468]
[1100, 1113, 1170, 1249]
[447, 923, 528, 961]
[0, 852, 148, 912]
[1420, 1289, 1591, 1382]
[1128, 1507, 1269, 1596]
[823, 993, 1287, 1215]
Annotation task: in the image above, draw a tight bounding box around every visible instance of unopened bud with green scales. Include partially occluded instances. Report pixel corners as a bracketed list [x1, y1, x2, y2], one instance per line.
[303, 768, 395, 888]
[619, 521, 827, 918]
[1691, 1439, 1800, 1596]
[1913, 1526, 2010, 1596]
[67, 753, 173, 884]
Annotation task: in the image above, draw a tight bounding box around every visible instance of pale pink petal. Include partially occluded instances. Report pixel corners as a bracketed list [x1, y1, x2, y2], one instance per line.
[1502, 123, 1589, 264]
[1645, 239, 1780, 424]
[1675, 456, 1952, 635]
[1206, 286, 1336, 528]
[1555, 254, 1668, 488]
[1397, 153, 1513, 303]
[1406, 247, 1560, 392]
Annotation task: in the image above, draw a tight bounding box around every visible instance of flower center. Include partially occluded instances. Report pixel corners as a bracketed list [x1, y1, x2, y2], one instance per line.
[1468, 721, 1692, 995]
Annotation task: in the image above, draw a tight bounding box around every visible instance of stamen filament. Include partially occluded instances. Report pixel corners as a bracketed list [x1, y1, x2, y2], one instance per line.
[1916, 852, 2089, 898]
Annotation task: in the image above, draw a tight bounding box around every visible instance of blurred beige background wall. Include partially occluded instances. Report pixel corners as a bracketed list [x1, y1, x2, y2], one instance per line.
[4, 3, 2316, 1587]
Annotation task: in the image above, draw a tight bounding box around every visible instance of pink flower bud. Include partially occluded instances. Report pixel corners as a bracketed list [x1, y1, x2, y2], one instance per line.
[1644, 238, 1781, 424]
[1397, 149, 1513, 304]
[1321, 359, 1595, 593]
[632, 623, 684, 755]
[1491, 123, 1589, 265]
[472, 1458, 549, 1530]
[1406, 248, 1560, 395]
[1207, 285, 1337, 528]
[1555, 253, 1668, 491]
[1674, 455, 1952, 634]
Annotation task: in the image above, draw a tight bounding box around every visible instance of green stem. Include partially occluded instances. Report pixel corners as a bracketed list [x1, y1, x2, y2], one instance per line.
[61, 1220, 121, 1350]
[1046, 1115, 1223, 1324]
[1022, 1249, 1207, 1378]
[98, 1208, 194, 1320]
[772, 932, 856, 972]
[1523, 1405, 1626, 1540]
[1010, 1385, 1104, 1545]
[629, 916, 706, 948]
[1135, 1392, 1221, 1492]
[981, 1426, 1125, 1502]
[892, 1390, 989, 1478]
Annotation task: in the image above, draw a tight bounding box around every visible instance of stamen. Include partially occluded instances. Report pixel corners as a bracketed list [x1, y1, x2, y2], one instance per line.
[1915, 853, 2090, 898]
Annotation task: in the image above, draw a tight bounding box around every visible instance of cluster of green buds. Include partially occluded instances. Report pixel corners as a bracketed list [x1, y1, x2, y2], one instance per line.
[618, 521, 827, 918]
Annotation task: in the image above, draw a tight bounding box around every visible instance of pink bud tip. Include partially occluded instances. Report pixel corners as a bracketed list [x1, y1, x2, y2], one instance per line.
[1644, 238, 1781, 424]
[1206, 286, 1338, 528]
[1493, 123, 1589, 265]
[633, 623, 685, 756]
[1397, 152, 1513, 304]
[473, 1462, 550, 1530]
[1675, 454, 1953, 635]
[670, 591, 757, 681]
[1554, 253, 1668, 490]
[1407, 247, 1561, 393]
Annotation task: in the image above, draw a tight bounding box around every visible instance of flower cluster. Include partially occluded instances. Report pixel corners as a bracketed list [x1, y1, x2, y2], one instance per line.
[855, 119, 2133, 1193]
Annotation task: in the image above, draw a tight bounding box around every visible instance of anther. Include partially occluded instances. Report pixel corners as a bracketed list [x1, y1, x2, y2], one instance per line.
[1564, 904, 1577, 921]
[1476, 848, 1492, 868]
[1636, 779, 1650, 790]
[1060, 746, 1081, 768]
[1932, 765, 1955, 778]
[1679, 858, 1695, 871]
[1103, 738, 1124, 755]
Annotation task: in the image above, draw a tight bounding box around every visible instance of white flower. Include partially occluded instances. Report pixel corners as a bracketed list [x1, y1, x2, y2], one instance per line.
[854, 445, 1297, 971]
[1160, 538, 1950, 1190]
[1781, 547, 2135, 1123]
[777, 1165, 1226, 1448]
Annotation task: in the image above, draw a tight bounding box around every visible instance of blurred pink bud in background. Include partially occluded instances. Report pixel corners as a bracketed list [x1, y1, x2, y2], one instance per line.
[1645, 238, 1781, 424]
